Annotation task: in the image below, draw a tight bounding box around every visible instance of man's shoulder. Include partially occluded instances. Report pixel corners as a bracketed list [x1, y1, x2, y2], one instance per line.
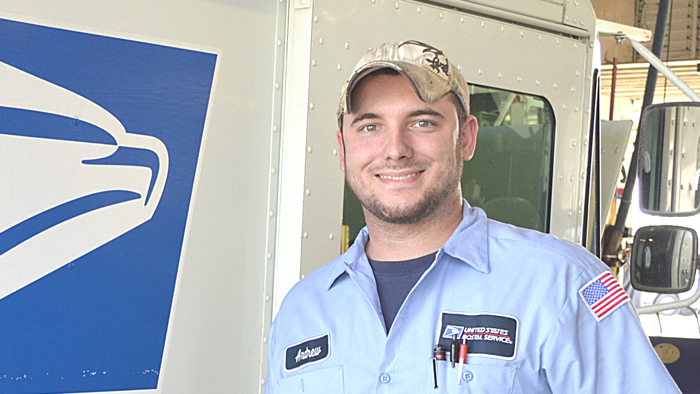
[485, 218, 601, 271]
[279, 254, 347, 304]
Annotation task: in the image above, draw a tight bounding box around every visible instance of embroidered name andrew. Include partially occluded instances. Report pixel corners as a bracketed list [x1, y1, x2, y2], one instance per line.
[295, 346, 322, 363]
[284, 333, 330, 372]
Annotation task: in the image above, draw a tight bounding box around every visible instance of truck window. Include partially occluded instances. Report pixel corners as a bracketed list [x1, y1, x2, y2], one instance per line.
[341, 85, 555, 250]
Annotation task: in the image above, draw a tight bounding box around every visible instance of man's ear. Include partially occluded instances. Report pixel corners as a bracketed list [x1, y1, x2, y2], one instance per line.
[337, 130, 346, 171]
[461, 115, 479, 161]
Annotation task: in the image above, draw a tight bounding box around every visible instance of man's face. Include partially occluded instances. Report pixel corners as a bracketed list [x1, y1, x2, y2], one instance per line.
[338, 73, 478, 224]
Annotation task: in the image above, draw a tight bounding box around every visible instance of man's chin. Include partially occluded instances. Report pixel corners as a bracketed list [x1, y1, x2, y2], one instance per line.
[367, 203, 431, 225]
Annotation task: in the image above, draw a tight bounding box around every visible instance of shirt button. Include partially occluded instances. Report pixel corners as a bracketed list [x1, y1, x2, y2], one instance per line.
[379, 373, 391, 383]
[462, 370, 473, 382]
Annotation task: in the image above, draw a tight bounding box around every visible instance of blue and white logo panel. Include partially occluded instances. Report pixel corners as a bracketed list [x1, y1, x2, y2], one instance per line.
[0, 15, 218, 393]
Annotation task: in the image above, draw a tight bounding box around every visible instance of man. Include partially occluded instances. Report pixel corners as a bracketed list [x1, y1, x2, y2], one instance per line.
[265, 40, 679, 393]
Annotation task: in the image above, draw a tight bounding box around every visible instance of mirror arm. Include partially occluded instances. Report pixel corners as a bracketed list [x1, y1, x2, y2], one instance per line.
[623, 36, 700, 102]
[638, 281, 700, 314]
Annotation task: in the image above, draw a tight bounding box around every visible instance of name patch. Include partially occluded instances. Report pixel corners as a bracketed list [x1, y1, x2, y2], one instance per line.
[437, 312, 518, 360]
[284, 333, 330, 372]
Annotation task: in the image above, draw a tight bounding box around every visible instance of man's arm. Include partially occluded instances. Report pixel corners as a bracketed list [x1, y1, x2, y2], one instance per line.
[541, 268, 680, 393]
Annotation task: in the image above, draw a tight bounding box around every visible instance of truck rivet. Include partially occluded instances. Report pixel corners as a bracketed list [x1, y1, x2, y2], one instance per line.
[458, 65, 462, 71]
[345, 42, 350, 49]
[535, 80, 540, 86]
[271, 167, 277, 175]
[417, 6, 422, 13]
[267, 253, 273, 259]
[275, 82, 280, 90]
[265, 295, 271, 302]
[520, 31, 524, 37]
[395, 2, 400, 9]
[263, 337, 268, 343]
[570, 176, 574, 182]
[461, 17, 465, 23]
[498, 72, 503, 79]
[273, 125, 278, 132]
[571, 140, 577, 147]
[269, 210, 275, 218]
[333, 149, 338, 156]
[307, 146, 313, 153]
[481, 22, 485, 28]
[306, 189, 311, 196]
[329, 233, 334, 240]
[311, 59, 317, 66]
[277, 39, 283, 46]
[319, 37, 324, 45]
[440, 12, 444, 19]
[314, 16, 319, 23]
[309, 103, 315, 110]
[501, 26, 505, 32]
[478, 69, 483, 75]
[303, 232, 309, 239]
[568, 211, 573, 217]
[262, 378, 266, 385]
[553, 83, 558, 89]
[337, 64, 342, 71]
[517, 76, 521, 82]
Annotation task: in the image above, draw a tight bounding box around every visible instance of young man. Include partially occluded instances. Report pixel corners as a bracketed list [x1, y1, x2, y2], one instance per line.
[265, 40, 679, 393]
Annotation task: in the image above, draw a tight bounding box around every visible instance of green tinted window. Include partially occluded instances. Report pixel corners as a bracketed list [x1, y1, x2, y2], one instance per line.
[341, 85, 554, 250]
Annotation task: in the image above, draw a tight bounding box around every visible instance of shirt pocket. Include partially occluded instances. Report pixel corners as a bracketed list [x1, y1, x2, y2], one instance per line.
[440, 363, 516, 394]
[277, 365, 344, 394]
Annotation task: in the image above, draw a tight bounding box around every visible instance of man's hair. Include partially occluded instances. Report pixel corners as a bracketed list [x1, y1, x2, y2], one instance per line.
[342, 67, 468, 131]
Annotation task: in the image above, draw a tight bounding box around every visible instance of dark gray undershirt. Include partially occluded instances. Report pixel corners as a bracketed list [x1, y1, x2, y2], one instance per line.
[369, 252, 437, 333]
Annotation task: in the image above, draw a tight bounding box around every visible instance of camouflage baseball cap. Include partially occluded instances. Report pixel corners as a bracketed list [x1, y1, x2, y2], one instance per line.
[337, 40, 469, 129]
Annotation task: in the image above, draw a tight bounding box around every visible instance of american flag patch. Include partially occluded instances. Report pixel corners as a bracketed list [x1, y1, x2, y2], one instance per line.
[579, 271, 630, 321]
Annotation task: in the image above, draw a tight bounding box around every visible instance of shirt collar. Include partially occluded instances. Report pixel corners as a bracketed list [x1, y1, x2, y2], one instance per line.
[325, 227, 370, 291]
[442, 200, 490, 274]
[325, 200, 491, 291]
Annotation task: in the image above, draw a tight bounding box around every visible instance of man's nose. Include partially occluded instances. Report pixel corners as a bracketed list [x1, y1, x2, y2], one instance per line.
[382, 126, 413, 161]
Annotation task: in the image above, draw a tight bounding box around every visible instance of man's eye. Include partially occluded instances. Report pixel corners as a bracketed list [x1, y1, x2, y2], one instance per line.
[416, 120, 431, 128]
[362, 124, 377, 132]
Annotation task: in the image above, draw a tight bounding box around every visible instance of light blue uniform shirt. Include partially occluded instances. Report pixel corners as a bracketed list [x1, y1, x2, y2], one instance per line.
[265, 203, 680, 393]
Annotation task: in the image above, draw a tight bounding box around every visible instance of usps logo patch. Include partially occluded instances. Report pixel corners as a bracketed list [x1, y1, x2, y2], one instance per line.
[284, 333, 330, 372]
[442, 325, 465, 339]
[437, 312, 518, 360]
[579, 271, 630, 321]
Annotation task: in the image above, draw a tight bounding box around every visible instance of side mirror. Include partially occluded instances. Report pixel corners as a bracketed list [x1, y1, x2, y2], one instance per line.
[631, 226, 698, 294]
[637, 103, 700, 215]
